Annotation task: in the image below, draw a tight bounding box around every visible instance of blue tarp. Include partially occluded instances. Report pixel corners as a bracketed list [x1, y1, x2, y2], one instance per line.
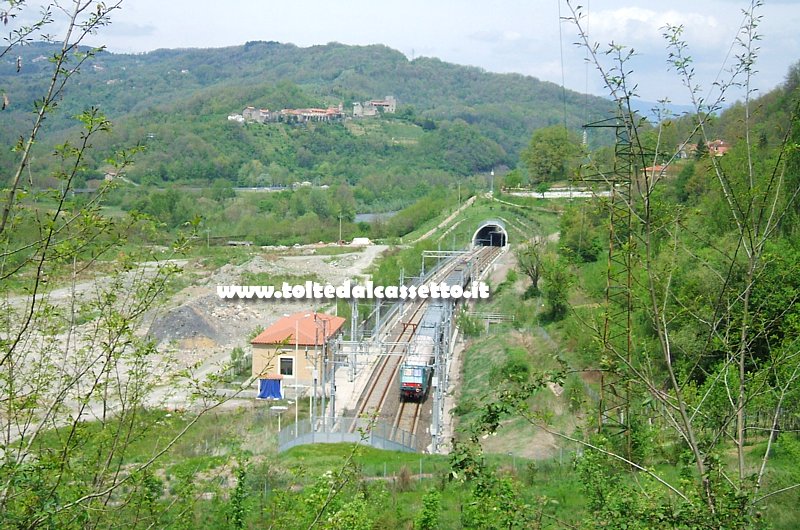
[258, 378, 282, 399]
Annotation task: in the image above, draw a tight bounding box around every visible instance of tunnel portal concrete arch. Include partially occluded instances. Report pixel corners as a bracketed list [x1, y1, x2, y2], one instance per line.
[472, 219, 508, 247]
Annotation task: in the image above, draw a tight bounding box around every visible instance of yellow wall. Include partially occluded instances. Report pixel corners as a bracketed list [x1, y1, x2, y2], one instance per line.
[252, 343, 322, 386]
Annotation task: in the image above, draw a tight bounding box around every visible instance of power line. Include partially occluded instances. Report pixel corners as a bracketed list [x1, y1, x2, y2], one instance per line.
[557, 0, 568, 131]
[584, 0, 590, 133]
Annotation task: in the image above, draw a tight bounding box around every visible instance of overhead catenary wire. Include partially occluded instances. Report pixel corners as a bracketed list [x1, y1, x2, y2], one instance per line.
[557, 0, 568, 131]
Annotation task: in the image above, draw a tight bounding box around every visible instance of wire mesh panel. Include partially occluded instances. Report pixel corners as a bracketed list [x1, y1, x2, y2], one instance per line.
[277, 416, 418, 453]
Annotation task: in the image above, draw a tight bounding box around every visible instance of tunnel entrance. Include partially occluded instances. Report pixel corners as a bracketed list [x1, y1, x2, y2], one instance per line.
[472, 220, 508, 247]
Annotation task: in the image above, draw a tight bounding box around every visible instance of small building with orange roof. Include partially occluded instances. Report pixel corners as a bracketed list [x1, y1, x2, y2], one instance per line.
[707, 139, 730, 156]
[251, 311, 346, 398]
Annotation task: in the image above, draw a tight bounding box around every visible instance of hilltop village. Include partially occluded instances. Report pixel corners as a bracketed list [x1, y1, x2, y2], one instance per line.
[227, 95, 397, 124]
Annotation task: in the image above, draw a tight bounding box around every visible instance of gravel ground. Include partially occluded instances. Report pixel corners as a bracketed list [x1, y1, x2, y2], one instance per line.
[144, 245, 388, 370]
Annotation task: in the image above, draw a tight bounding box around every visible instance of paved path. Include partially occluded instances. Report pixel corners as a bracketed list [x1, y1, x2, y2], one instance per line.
[508, 187, 612, 199]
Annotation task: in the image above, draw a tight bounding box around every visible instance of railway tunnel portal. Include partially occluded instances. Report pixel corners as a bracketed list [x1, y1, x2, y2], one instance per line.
[472, 219, 508, 247]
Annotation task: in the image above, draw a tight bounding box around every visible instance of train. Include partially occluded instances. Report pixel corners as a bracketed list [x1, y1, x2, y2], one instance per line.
[399, 334, 436, 400]
[444, 260, 471, 293]
[399, 300, 447, 400]
[398, 250, 486, 400]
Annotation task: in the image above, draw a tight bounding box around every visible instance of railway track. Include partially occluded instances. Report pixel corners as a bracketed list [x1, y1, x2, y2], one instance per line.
[348, 250, 474, 431]
[347, 297, 428, 431]
[349, 245, 503, 449]
[393, 396, 422, 441]
[472, 245, 502, 279]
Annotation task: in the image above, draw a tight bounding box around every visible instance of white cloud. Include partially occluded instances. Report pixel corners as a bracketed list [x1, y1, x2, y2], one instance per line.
[63, 0, 799, 105]
[587, 7, 728, 52]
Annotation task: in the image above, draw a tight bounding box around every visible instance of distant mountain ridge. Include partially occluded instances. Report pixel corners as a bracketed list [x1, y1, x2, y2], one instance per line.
[2, 41, 614, 149]
[0, 40, 628, 191]
[1, 40, 795, 213]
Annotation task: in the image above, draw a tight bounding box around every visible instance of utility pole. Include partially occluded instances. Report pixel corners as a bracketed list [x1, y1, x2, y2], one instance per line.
[315, 315, 332, 429]
[338, 213, 343, 243]
[313, 319, 317, 431]
[323, 318, 334, 424]
[350, 299, 358, 342]
[315, 314, 325, 431]
[490, 169, 495, 197]
[431, 322, 442, 453]
[323, 321, 328, 429]
[295, 320, 299, 437]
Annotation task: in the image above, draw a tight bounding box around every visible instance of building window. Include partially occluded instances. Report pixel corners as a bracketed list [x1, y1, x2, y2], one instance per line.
[279, 357, 294, 377]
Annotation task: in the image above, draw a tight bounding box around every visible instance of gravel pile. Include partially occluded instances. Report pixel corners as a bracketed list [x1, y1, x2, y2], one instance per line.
[144, 250, 384, 370]
[147, 304, 219, 344]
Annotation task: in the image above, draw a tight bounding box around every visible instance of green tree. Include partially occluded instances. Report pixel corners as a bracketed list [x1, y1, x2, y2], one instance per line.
[414, 488, 442, 530]
[541, 256, 572, 320]
[418, 119, 506, 176]
[309, 187, 333, 219]
[211, 179, 236, 202]
[502, 168, 524, 189]
[520, 125, 583, 182]
[172, 469, 197, 530]
[333, 183, 357, 222]
[449, 17, 800, 518]
[0, 4, 242, 527]
[559, 201, 603, 262]
[228, 463, 249, 530]
[514, 238, 546, 296]
[267, 161, 291, 187]
[236, 158, 266, 186]
[547, 4, 800, 523]
[457, 309, 482, 338]
[694, 137, 709, 159]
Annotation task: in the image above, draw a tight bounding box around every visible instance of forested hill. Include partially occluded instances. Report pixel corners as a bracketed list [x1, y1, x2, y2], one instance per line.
[5, 40, 611, 131]
[1, 41, 613, 185]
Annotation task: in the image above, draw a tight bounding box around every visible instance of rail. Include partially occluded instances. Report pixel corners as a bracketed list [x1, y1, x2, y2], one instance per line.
[369, 247, 476, 339]
[276, 244, 506, 454]
[354, 246, 495, 449]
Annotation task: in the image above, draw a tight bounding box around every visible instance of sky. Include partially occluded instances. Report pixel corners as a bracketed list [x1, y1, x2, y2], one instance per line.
[76, 0, 800, 105]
